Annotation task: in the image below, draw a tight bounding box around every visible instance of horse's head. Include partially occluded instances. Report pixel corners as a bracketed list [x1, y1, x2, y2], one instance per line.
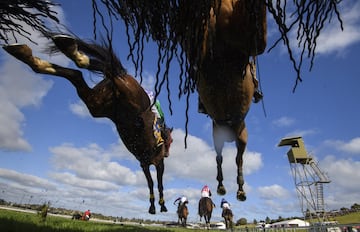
[164, 127, 173, 157]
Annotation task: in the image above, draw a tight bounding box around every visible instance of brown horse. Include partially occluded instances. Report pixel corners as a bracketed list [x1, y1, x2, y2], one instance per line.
[195, 0, 267, 201]
[198, 197, 215, 229]
[222, 208, 234, 230]
[177, 203, 189, 227]
[3, 35, 173, 214]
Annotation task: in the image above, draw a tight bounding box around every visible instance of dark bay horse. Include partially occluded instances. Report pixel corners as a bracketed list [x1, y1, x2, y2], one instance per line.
[3, 35, 173, 214]
[177, 203, 189, 227]
[222, 207, 234, 230]
[198, 197, 215, 229]
[195, 0, 267, 201]
[72, 213, 85, 220]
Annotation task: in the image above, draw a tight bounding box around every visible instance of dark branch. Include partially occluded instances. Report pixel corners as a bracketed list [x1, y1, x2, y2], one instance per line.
[0, 0, 60, 44]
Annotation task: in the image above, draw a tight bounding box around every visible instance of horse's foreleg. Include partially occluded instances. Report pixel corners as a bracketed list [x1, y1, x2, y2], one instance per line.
[236, 127, 248, 201]
[156, 160, 167, 212]
[213, 122, 226, 195]
[142, 164, 156, 214]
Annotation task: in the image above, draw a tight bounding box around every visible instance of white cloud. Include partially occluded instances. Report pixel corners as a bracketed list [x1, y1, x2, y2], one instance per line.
[267, 1, 360, 58]
[49, 143, 145, 187]
[338, 137, 360, 154]
[0, 60, 53, 151]
[322, 156, 360, 191]
[284, 129, 318, 138]
[258, 184, 290, 200]
[320, 155, 360, 209]
[69, 101, 90, 118]
[0, 6, 70, 151]
[324, 137, 360, 155]
[316, 1, 360, 55]
[272, 116, 295, 127]
[0, 168, 57, 190]
[166, 129, 263, 187]
[49, 172, 120, 191]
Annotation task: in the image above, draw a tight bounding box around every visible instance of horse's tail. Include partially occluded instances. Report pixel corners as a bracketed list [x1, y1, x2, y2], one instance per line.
[76, 38, 127, 78]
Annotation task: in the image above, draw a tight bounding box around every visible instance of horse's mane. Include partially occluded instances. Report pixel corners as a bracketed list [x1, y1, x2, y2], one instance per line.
[91, 0, 343, 92]
[90, 0, 344, 145]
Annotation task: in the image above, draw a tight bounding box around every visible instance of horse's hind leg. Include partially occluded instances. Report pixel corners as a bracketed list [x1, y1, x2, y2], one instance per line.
[3, 44, 56, 74]
[2, 44, 112, 117]
[213, 122, 226, 195]
[51, 35, 91, 68]
[51, 35, 107, 72]
[156, 160, 168, 212]
[141, 164, 156, 214]
[236, 127, 248, 201]
[3, 44, 85, 86]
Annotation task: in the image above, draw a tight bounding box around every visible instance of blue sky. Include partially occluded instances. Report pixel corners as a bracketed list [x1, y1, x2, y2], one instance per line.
[0, 0, 359, 223]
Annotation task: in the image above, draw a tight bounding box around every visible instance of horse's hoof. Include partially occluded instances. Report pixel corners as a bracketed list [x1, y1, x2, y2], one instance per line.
[148, 205, 156, 214]
[3, 44, 32, 59]
[52, 34, 75, 44]
[160, 205, 168, 212]
[51, 35, 77, 54]
[217, 185, 226, 195]
[236, 190, 247, 201]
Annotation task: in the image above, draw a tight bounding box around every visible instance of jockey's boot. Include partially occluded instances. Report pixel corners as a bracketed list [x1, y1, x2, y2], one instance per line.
[253, 89, 263, 103]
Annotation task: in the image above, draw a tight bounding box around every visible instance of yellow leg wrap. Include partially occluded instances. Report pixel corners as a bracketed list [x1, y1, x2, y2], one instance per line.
[159, 197, 165, 204]
[150, 194, 155, 200]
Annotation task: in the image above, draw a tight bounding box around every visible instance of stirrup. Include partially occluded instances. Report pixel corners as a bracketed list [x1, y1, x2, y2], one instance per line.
[253, 90, 263, 103]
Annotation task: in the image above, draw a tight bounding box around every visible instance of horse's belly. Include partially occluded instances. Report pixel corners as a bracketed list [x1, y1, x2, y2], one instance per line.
[198, 66, 254, 121]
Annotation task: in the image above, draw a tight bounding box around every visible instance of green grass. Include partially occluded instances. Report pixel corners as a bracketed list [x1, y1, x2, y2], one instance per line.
[331, 211, 360, 224]
[0, 208, 218, 232]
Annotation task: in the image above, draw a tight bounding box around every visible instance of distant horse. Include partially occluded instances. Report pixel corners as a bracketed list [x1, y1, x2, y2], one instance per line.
[72, 213, 83, 220]
[198, 197, 215, 229]
[195, 0, 267, 201]
[222, 208, 234, 230]
[177, 203, 189, 227]
[3, 35, 173, 214]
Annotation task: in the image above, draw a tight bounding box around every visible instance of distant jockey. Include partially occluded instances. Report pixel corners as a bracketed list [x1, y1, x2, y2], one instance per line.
[84, 209, 91, 221]
[201, 185, 212, 198]
[174, 196, 189, 207]
[221, 198, 231, 210]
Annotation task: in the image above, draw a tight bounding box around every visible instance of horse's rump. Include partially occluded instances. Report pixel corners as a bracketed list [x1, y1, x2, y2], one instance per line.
[222, 208, 233, 219]
[198, 197, 214, 216]
[178, 204, 188, 216]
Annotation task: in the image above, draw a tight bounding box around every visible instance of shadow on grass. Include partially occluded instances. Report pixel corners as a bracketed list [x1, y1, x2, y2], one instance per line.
[0, 217, 176, 232]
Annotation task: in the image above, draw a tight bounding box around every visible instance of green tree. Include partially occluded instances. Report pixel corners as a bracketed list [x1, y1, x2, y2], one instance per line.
[351, 203, 360, 210]
[265, 216, 271, 224]
[237, 218, 247, 225]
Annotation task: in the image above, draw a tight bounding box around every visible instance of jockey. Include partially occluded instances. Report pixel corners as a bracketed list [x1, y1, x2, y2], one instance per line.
[145, 89, 165, 146]
[174, 196, 188, 207]
[201, 185, 212, 198]
[221, 198, 231, 210]
[84, 209, 91, 221]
